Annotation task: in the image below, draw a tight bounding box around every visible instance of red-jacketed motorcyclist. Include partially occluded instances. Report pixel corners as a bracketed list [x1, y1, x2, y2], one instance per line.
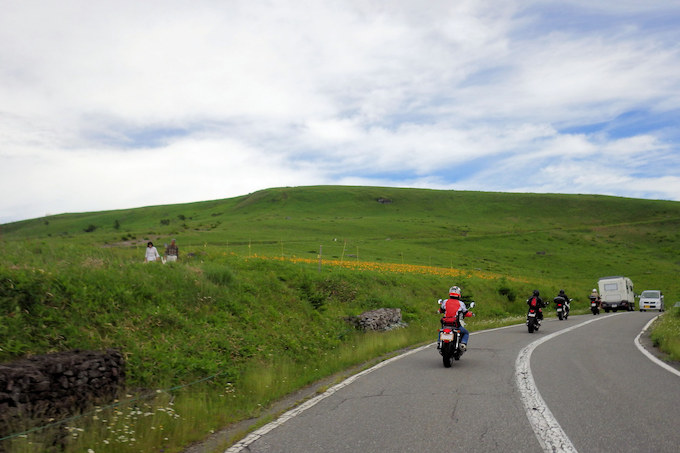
[437, 286, 474, 351]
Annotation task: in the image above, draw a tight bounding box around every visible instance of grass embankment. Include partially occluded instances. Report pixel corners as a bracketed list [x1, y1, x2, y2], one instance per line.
[650, 306, 680, 361]
[1, 186, 679, 451]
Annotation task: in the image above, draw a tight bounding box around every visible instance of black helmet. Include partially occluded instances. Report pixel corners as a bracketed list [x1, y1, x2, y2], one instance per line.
[533, 289, 540, 296]
[559, 289, 565, 295]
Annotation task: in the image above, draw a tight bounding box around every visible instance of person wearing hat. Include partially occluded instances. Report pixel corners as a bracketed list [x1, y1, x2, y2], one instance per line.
[165, 239, 179, 262]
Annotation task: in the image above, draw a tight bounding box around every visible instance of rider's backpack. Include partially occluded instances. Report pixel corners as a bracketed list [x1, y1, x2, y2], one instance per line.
[529, 297, 538, 308]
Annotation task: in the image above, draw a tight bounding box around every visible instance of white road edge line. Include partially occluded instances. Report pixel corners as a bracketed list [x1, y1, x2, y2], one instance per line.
[225, 343, 430, 452]
[225, 323, 519, 452]
[634, 314, 680, 378]
[515, 314, 623, 453]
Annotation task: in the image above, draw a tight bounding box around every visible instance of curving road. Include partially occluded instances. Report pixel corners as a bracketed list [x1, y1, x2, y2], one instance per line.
[227, 312, 679, 452]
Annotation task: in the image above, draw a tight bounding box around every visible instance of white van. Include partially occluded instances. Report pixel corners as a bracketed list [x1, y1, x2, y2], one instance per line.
[598, 276, 635, 312]
[639, 290, 664, 312]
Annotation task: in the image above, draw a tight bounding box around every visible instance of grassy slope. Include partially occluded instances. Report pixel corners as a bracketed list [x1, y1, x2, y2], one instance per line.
[1, 186, 679, 450]
[3, 185, 679, 375]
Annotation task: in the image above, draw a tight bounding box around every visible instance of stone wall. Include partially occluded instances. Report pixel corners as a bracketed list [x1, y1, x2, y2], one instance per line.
[348, 308, 404, 331]
[0, 349, 125, 437]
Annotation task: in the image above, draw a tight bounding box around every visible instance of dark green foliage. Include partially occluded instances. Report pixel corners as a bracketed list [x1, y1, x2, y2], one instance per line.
[497, 278, 517, 302]
[204, 264, 235, 286]
[299, 278, 328, 310]
[84, 224, 97, 232]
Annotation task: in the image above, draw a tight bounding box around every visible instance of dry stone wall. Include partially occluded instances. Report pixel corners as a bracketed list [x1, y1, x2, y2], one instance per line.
[349, 308, 404, 331]
[0, 349, 125, 437]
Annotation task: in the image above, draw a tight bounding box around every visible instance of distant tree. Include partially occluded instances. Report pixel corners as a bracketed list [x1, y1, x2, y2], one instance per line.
[160, 219, 170, 226]
[114, 219, 120, 230]
[84, 224, 97, 233]
[178, 214, 186, 221]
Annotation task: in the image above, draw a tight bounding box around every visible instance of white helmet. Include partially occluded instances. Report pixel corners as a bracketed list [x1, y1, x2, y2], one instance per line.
[449, 286, 461, 298]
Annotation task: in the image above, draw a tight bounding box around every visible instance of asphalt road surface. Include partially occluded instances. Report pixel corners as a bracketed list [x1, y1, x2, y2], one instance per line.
[228, 312, 679, 452]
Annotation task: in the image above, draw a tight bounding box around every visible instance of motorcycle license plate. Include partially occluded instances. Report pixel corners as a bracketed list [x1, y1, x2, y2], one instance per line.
[591, 303, 596, 307]
[528, 312, 536, 317]
[557, 308, 562, 312]
[441, 332, 454, 342]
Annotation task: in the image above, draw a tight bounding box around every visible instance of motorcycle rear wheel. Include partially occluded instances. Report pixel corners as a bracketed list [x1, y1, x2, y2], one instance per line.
[442, 353, 453, 368]
[441, 343, 453, 367]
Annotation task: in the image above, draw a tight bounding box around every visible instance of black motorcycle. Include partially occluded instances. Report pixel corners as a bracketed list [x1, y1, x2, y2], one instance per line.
[526, 306, 541, 333]
[590, 297, 600, 315]
[554, 296, 570, 320]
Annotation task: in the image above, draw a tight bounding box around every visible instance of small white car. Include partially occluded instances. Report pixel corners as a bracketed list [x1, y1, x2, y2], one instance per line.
[639, 290, 664, 312]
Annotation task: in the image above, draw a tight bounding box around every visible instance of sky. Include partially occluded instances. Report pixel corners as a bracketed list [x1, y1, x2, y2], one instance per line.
[1, 0, 679, 224]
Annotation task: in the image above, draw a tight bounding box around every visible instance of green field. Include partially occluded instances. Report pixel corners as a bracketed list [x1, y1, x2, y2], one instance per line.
[1, 186, 679, 452]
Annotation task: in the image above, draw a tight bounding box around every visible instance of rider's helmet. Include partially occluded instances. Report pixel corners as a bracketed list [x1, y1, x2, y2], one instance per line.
[533, 289, 540, 296]
[559, 289, 566, 296]
[592, 288, 597, 292]
[449, 286, 461, 299]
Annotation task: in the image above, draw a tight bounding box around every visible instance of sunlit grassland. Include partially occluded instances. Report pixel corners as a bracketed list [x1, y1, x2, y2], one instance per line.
[1, 186, 679, 451]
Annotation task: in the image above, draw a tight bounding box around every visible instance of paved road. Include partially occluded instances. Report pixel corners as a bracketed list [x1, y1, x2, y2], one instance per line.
[532, 312, 680, 452]
[229, 312, 678, 452]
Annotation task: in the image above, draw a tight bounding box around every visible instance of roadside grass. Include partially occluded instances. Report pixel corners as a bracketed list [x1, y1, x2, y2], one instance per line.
[2, 322, 435, 452]
[650, 306, 680, 361]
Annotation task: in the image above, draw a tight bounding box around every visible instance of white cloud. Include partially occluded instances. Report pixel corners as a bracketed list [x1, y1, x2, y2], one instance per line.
[1, 0, 679, 223]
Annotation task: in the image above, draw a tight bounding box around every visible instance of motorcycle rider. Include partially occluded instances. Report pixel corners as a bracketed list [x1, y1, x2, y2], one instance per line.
[589, 288, 601, 306]
[438, 286, 474, 352]
[526, 289, 545, 323]
[556, 289, 571, 316]
[589, 288, 599, 300]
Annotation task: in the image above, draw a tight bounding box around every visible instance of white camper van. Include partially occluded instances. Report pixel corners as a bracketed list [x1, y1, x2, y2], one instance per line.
[598, 276, 635, 312]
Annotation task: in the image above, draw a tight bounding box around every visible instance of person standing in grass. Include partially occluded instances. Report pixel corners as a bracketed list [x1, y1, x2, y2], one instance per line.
[145, 241, 161, 262]
[165, 238, 179, 262]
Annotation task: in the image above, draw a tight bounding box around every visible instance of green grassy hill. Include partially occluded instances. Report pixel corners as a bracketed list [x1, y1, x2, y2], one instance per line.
[4, 186, 679, 288]
[1, 186, 679, 452]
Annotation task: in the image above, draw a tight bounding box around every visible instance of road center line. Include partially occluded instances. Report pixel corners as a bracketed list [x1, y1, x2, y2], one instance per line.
[515, 314, 622, 453]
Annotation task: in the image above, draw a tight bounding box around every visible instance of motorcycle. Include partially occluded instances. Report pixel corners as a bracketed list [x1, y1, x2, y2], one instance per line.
[526, 306, 541, 333]
[437, 302, 474, 368]
[590, 297, 600, 315]
[554, 296, 570, 320]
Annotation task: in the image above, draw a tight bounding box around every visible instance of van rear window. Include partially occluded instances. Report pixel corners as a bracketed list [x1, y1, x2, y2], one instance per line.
[604, 283, 619, 291]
